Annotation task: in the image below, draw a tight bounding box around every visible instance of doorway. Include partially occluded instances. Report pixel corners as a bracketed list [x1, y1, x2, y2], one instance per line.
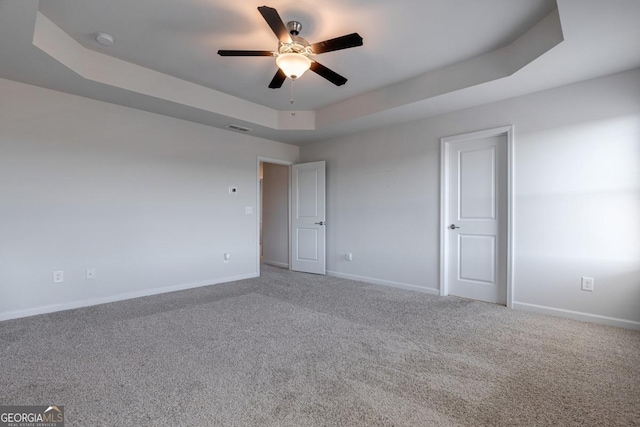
[440, 126, 513, 306]
[258, 159, 292, 274]
[256, 158, 327, 276]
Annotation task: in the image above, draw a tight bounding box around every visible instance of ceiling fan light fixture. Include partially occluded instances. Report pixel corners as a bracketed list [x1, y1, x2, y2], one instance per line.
[276, 53, 311, 80]
[218, 6, 363, 88]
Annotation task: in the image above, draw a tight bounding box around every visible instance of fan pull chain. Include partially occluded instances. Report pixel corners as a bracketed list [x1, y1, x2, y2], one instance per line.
[290, 79, 296, 116]
[290, 79, 295, 104]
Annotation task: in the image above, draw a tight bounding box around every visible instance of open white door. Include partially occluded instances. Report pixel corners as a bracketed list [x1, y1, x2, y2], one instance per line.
[290, 161, 326, 275]
[441, 127, 512, 305]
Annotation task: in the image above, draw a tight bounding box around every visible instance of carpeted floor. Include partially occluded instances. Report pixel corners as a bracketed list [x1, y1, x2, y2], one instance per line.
[1, 265, 639, 426]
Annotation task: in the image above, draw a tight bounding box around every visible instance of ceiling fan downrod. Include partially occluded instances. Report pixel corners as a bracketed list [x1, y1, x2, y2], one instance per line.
[287, 21, 302, 36]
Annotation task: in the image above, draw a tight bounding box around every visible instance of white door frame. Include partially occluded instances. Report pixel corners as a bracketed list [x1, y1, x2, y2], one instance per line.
[256, 156, 294, 275]
[439, 126, 514, 308]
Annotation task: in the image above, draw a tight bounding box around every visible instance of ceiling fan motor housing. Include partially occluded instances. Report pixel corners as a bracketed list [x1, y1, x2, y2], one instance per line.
[278, 35, 313, 56]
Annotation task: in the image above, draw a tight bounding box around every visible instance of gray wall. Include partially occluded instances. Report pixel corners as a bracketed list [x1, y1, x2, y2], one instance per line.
[0, 78, 299, 320]
[262, 163, 289, 268]
[2, 68, 639, 329]
[301, 68, 640, 328]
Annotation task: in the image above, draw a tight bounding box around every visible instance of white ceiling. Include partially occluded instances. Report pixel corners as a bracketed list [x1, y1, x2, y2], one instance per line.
[37, 0, 556, 110]
[1, 0, 639, 145]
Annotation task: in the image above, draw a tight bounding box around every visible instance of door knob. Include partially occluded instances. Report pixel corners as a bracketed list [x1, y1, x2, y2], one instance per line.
[449, 224, 460, 230]
[315, 221, 325, 226]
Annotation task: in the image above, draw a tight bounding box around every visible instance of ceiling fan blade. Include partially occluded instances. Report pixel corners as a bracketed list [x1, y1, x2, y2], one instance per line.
[268, 69, 287, 89]
[311, 33, 363, 54]
[218, 50, 274, 57]
[258, 6, 292, 44]
[310, 61, 347, 86]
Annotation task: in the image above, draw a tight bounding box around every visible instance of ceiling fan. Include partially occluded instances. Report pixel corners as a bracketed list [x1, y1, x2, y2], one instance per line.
[218, 6, 363, 89]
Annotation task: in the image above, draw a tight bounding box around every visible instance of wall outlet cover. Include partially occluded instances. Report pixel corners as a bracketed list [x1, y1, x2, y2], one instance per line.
[581, 277, 594, 291]
[53, 270, 64, 283]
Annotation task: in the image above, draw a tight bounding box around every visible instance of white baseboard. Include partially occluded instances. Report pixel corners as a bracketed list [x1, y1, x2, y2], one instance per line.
[327, 270, 439, 296]
[262, 260, 289, 269]
[0, 272, 258, 322]
[513, 301, 640, 330]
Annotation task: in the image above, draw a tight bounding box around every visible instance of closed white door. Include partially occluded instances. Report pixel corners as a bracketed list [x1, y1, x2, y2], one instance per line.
[446, 134, 507, 304]
[291, 161, 326, 275]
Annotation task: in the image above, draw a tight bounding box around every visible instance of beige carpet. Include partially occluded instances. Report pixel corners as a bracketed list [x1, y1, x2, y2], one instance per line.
[1, 265, 639, 426]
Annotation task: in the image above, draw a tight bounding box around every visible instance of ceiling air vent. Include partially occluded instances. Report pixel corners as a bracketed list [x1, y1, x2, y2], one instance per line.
[225, 124, 252, 133]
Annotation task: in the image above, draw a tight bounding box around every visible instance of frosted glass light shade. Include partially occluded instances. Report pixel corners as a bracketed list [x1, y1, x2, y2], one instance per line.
[276, 53, 311, 79]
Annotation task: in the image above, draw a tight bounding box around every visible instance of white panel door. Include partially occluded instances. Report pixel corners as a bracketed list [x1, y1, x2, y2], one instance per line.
[447, 135, 507, 304]
[291, 161, 326, 275]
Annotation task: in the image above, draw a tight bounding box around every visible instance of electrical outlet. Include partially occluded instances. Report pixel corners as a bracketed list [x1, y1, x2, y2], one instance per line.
[345, 252, 353, 261]
[86, 268, 96, 280]
[581, 277, 594, 292]
[224, 253, 231, 263]
[53, 270, 64, 283]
